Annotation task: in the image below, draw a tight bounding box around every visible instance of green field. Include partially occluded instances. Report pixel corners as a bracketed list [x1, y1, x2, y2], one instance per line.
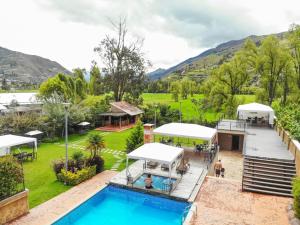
[142, 93, 255, 121]
[21, 129, 131, 208]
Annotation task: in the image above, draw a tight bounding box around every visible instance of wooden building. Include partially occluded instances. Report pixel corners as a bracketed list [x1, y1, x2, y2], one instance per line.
[98, 101, 143, 131]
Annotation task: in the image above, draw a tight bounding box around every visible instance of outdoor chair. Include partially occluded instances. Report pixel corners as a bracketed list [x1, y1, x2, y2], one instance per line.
[161, 161, 175, 171]
[147, 161, 158, 169]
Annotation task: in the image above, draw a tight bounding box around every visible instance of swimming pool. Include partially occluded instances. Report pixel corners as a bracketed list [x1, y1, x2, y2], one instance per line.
[53, 185, 190, 225]
[133, 174, 177, 191]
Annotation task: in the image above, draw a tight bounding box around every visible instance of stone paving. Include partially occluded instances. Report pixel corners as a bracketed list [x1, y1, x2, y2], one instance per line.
[192, 176, 292, 225]
[217, 150, 243, 181]
[9, 171, 117, 225]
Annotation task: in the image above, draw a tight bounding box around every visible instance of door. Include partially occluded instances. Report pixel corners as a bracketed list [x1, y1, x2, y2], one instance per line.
[232, 135, 240, 150]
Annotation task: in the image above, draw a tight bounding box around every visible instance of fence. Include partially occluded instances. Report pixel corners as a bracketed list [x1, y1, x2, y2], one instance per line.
[275, 125, 300, 176]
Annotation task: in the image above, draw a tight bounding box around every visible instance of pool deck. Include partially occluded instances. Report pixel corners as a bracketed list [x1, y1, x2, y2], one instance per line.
[110, 150, 208, 202]
[244, 127, 294, 161]
[8, 171, 117, 225]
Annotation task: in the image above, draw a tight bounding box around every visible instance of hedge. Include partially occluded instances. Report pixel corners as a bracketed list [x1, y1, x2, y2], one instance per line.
[57, 165, 96, 186]
[293, 177, 300, 219]
[0, 156, 24, 200]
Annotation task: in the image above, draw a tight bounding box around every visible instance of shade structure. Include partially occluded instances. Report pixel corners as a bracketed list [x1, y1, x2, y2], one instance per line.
[127, 143, 184, 165]
[153, 123, 217, 141]
[77, 122, 91, 126]
[237, 102, 275, 125]
[0, 134, 37, 156]
[25, 130, 43, 136]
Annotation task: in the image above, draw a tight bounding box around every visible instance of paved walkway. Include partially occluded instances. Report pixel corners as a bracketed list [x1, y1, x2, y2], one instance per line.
[217, 151, 243, 181]
[192, 176, 292, 225]
[9, 171, 117, 225]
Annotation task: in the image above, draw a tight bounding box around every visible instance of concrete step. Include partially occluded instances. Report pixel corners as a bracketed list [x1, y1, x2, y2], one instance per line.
[243, 187, 293, 198]
[243, 167, 296, 177]
[243, 174, 292, 185]
[244, 156, 295, 166]
[244, 159, 296, 169]
[243, 178, 292, 188]
[243, 171, 294, 180]
[244, 162, 296, 172]
[243, 182, 292, 193]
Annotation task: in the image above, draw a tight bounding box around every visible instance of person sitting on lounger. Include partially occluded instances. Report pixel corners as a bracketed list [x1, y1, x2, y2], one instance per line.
[144, 174, 153, 189]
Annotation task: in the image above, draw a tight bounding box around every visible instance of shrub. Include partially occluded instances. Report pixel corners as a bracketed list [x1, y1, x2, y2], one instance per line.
[0, 156, 24, 199]
[126, 120, 144, 153]
[86, 155, 104, 173]
[72, 151, 85, 170]
[57, 166, 96, 186]
[52, 159, 65, 176]
[293, 177, 300, 219]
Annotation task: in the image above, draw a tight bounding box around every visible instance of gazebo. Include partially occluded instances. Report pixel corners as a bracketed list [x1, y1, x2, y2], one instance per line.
[237, 102, 275, 126]
[25, 130, 43, 144]
[77, 122, 91, 134]
[126, 143, 184, 191]
[0, 134, 37, 160]
[153, 122, 217, 144]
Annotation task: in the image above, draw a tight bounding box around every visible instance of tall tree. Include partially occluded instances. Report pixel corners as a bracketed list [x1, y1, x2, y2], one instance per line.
[94, 19, 148, 101]
[257, 36, 291, 105]
[89, 62, 103, 95]
[288, 24, 300, 89]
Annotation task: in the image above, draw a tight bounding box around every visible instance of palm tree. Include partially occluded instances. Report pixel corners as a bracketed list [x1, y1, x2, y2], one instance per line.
[86, 134, 105, 158]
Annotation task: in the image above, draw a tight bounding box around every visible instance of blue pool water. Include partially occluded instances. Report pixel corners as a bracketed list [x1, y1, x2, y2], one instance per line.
[133, 174, 177, 191]
[53, 185, 190, 225]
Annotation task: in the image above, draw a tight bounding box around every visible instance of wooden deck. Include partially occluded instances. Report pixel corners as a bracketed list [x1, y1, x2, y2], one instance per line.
[110, 149, 209, 202]
[95, 124, 135, 132]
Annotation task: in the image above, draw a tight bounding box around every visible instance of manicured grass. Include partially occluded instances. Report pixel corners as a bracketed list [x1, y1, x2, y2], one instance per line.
[21, 129, 131, 208]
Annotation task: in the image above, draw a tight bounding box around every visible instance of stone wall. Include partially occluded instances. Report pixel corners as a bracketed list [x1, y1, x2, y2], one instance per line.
[0, 190, 29, 224]
[276, 126, 300, 176]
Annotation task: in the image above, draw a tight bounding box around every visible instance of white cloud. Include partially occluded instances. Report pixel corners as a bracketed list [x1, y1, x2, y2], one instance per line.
[0, 0, 300, 71]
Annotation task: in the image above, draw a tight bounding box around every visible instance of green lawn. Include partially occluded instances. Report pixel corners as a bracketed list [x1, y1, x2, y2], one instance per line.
[21, 129, 131, 208]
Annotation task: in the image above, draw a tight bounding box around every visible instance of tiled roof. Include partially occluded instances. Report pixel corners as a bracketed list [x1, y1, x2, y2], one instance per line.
[110, 101, 143, 116]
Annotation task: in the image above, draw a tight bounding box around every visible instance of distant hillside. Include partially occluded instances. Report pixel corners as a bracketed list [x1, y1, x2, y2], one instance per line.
[148, 32, 286, 80]
[0, 47, 71, 84]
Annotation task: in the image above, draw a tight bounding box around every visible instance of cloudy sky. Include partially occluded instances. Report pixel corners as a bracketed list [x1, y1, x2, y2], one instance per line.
[0, 0, 300, 72]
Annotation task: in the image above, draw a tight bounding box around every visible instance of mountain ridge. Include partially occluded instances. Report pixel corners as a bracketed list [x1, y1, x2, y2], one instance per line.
[148, 31, 286, 80]
[0, 46, 71, 85]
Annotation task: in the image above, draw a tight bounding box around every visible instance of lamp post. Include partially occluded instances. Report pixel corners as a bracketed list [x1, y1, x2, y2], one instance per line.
[179, 102, 182, 123]
[154, 104, 157, 128]
[63, 103, 70, 174]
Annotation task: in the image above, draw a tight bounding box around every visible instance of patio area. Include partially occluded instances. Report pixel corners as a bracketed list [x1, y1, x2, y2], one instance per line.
[245, 127, 294, 160]
[192, 176, 292, 225]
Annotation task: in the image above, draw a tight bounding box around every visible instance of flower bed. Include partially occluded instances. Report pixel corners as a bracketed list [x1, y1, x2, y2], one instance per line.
[57, 166, 96, 186]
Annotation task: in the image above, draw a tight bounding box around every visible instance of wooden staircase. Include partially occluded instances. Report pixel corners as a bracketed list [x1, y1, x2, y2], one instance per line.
[242, 156, 296, 197]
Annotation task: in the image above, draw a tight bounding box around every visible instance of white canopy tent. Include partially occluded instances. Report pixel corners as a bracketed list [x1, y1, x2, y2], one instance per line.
[25, 130, 43, 136]
[126, 143, 184, 188]
[153, 123, 217, 142]
[0, 134, 37, 157]
[237, 103, 275, 125]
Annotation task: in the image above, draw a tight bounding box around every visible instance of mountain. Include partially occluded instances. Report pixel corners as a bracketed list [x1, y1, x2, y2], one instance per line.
[0, 46, 71, 84]
[147, 68, 166, 80]
[148, 32, 286, 80]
